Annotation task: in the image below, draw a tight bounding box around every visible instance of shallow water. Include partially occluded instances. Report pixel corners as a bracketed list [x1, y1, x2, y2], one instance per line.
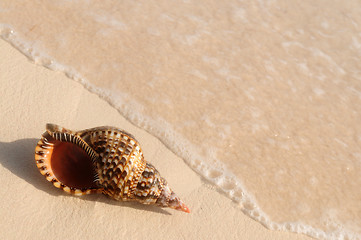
[1, 0, 361, 239]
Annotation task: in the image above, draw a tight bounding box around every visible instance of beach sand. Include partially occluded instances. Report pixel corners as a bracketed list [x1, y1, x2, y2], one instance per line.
[0, 39, 313, 239]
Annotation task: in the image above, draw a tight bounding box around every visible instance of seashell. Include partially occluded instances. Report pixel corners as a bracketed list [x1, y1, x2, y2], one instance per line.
[34, 123, 190, 213]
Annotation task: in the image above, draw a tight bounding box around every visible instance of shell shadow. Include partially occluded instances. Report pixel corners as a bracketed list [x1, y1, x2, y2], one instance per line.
[0, 138, 61, 196]
[0, 138, 170, 215]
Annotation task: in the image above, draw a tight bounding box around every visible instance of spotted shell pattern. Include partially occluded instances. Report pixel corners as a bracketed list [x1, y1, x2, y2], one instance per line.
[35, 124, 190, 213]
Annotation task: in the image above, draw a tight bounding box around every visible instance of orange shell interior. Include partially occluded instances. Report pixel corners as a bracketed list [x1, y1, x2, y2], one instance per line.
[35, 136, 99, 193]
[50, 140, 98, 189]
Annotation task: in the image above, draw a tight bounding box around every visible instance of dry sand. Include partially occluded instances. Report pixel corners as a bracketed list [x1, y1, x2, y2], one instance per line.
[0, 39, 312, 239]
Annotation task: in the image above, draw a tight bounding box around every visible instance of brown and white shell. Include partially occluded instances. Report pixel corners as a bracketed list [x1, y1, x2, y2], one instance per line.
[35, 124, 190, 213]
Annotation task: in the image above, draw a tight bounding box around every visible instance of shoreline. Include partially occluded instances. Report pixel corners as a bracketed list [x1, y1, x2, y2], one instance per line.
[0, 39, 312, 240]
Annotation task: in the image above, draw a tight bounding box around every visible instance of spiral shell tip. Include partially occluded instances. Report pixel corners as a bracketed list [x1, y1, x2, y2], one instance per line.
[179, 202, 191, 213]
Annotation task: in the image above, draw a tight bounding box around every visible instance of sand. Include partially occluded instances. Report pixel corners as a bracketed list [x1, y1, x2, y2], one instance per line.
[0, 39, 315, 239]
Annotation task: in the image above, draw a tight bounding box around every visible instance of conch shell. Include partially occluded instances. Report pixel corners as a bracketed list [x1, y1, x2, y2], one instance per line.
[34, 124, 190, 213]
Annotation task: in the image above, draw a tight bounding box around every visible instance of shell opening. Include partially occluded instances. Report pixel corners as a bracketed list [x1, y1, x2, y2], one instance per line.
[50, 139, 98, 189]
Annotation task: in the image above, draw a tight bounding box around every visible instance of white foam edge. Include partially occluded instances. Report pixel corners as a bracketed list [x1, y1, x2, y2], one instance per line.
[0, 25, 359, 240]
